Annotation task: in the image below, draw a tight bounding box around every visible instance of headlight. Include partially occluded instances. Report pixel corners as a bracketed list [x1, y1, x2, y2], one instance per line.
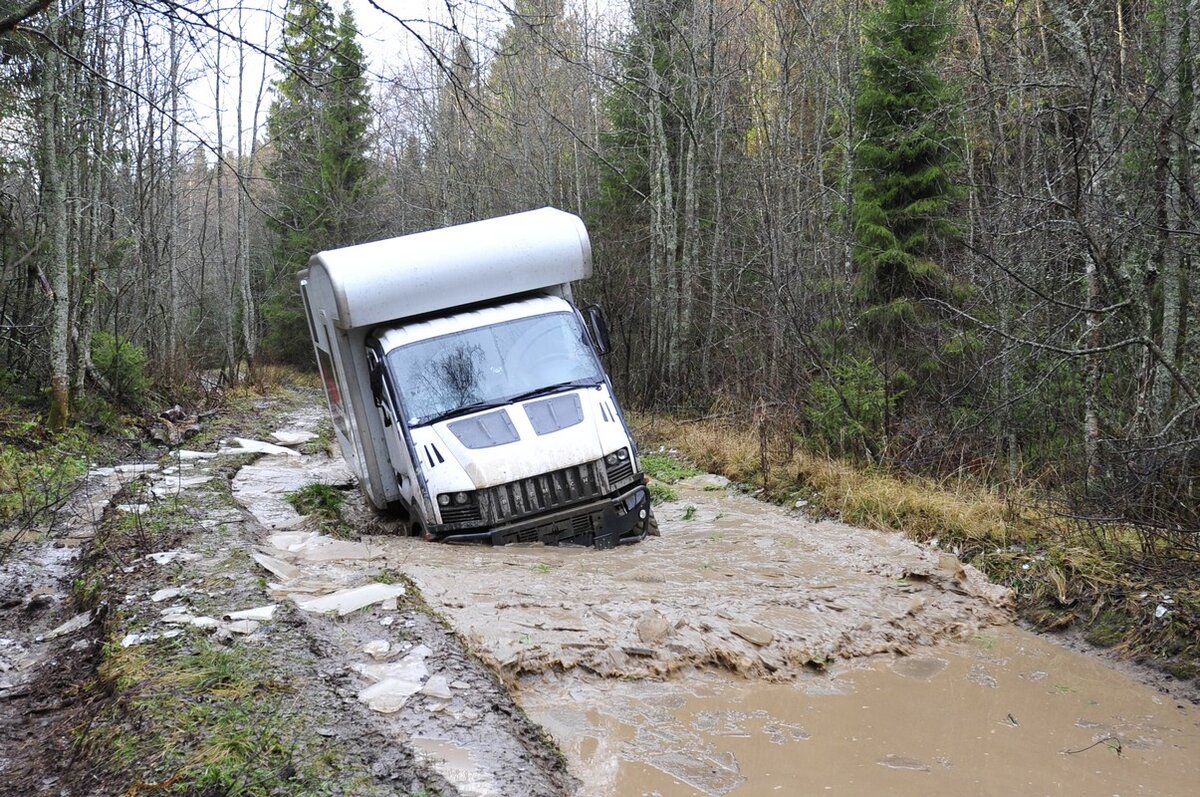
[455, 492, 468, 505]
[437, 494, 450, 506]
[605, 448, 630, 465]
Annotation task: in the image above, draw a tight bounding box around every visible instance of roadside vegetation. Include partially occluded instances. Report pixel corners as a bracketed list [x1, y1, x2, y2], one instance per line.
[0, 407, 92, 563]
[286, 482, 352, 536]
[636, 414, 1200, 683]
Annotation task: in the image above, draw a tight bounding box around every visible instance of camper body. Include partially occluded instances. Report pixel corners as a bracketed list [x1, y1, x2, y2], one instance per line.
[299, 208, 653, 547]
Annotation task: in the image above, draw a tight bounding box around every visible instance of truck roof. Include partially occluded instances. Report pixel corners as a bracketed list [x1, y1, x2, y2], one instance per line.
[307, 207, 591, 330]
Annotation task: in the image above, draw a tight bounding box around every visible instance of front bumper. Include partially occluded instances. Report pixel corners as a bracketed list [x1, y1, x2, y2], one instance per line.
[434, 484, 651, 549]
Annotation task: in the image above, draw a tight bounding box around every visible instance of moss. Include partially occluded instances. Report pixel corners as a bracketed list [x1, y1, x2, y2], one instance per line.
[1084, 608, 1127, 648]
[82, 635, 340, 797]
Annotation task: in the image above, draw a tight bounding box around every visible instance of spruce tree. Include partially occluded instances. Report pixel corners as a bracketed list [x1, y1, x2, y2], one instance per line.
[262, 0, 374, 365]
[852, 0, 960, 364]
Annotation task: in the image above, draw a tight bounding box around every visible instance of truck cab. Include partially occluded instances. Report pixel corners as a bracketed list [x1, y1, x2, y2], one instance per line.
[300, 208, 653, 548]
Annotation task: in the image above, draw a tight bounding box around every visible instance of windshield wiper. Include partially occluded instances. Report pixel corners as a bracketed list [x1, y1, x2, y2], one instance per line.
[417, 399, 511, 427]
[506, 379, 602, 403]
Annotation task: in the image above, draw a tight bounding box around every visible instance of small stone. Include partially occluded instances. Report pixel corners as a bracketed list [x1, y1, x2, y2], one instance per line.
[450, 680, 470, 690]
[731, 623, 775, 647]
[363, 640, 391, 659]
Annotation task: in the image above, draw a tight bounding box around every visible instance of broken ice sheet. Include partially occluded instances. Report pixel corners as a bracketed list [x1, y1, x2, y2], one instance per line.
[252, 552, 301, 581]
[219, 437, 301, 457]
[356, 644, 431, 713]
[269, 431, 317, 447]
[146, 550, 201, 566]
[221, 619, 260, 635]
[294, 583, 405, 616]
[42, 611, 94, 640]
[265, 531, 376, 563]
[121, 629, 183, 648]
[421, 674, 454, 701]
[224, 604, 278, 622]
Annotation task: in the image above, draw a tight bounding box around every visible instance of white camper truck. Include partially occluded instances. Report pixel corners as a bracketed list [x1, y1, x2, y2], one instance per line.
[299, 207, 655, 548]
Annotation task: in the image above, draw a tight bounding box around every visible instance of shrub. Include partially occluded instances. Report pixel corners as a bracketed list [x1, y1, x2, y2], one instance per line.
[92, 332, 150, 408]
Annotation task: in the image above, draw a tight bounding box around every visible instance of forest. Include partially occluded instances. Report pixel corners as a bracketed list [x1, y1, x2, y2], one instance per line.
[1, 0, 1197, 557]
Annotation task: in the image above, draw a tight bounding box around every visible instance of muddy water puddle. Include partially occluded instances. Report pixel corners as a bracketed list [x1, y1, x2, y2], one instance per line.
[525, 627, 1199, 796]
[376, 477, 1200, 795]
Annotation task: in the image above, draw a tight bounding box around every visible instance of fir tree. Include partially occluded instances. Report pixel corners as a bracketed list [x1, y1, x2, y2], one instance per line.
[850, 0, 961, 422]
[262, 0, 374, 365]
[852, 0, 960, 341]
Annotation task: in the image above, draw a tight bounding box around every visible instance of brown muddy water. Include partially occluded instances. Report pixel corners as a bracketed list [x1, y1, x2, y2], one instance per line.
[376, 476, 1200, 797]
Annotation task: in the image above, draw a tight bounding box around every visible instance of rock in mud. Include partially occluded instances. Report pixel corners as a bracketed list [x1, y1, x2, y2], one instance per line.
[731, 623, 775, 647]
[937, 553, 967, 581]
[636, 612, 672, 644]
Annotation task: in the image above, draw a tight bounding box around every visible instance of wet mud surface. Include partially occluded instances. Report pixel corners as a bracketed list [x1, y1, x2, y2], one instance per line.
[374, 478, 1200, 796]
[376, 478, 1012, 683]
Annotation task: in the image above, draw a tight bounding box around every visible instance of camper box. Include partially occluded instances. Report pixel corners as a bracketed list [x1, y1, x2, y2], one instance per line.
[299, 208, 655, 548]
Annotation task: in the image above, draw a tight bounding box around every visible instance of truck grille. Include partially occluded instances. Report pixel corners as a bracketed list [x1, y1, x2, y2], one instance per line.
[605, 457, 634, 485]
[481, 461, 604, 523]
[440, 503, 482, 524]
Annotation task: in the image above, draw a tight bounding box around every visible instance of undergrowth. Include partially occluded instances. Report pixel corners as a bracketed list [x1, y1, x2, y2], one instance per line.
[0, 415, 90, 558]
[634, 413, 1200, 682]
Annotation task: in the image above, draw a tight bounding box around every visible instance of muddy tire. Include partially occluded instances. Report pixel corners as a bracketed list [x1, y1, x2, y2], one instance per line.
[647, 509, 660, 537]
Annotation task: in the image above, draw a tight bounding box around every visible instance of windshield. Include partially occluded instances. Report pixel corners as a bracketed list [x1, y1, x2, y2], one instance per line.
[384, 310, 603, 426]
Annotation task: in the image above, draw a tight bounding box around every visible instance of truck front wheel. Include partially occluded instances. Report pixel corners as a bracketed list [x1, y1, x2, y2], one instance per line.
[646, 508, 660, 537]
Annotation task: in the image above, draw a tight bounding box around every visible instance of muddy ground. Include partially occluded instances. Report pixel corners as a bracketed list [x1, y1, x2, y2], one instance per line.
[2, 386, 1198, 796]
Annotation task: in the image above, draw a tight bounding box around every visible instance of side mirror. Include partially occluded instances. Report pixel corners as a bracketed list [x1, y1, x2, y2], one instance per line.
[586, 305, 611, 356]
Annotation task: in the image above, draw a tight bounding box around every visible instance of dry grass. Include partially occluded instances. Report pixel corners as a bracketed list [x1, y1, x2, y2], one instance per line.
[635, 412, 1029, 552]
[224, 364, 320, 399]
